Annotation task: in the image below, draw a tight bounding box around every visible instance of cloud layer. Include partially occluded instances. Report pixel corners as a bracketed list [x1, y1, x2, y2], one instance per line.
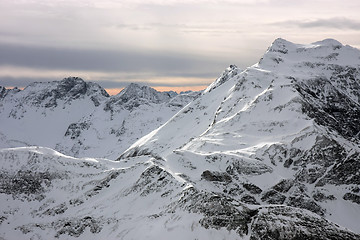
[273, 17, 360, 30]
[1, 0, 360, 90]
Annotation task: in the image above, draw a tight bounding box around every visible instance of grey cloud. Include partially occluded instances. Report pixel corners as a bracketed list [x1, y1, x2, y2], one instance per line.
[0, 43, 229, 76]
[0, 76, 127, 89]
[115, 22, 243, 34]
[0, 76, 61, 88]
[0, 76, 211, 90]
[115, 24, 152, 31]
[272, 17, 360, 30]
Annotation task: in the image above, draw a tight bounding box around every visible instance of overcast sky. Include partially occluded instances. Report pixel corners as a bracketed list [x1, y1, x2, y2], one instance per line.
[1, 0, 360, 94]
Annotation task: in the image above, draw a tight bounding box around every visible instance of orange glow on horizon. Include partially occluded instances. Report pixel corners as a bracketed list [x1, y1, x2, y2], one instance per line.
[4, 86, 206, 96]
[105, 88, 124, 96]
[152, 85, 207, 93]
[105, 85, 207, 95]
[4, 86, 24, 90]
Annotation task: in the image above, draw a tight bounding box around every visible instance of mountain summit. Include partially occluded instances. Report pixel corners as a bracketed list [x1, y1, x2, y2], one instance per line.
[0, 39, 359, 239]
[119, 38, 360, 236]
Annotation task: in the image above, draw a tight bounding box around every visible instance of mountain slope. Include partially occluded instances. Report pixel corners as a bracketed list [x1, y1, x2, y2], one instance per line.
[1, 147, 359, 240]
[0, 39, 359, 239]
[119, 38, 360, 234]
[0, 78, 199, 159]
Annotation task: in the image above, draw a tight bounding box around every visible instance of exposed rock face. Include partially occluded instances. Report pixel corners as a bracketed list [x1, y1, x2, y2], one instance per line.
[1, 147, 359, 240]
[201, 170, 232, 182]
[250, 206, 360, 240]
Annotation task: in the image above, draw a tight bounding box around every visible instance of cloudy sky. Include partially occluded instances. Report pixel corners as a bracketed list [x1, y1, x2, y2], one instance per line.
[1, 0, 360, 94]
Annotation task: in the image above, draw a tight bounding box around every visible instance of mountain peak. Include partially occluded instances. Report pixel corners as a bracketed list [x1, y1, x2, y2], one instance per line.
[204, 64, 239, 93]
[311, 38, 343, 47]
[267, 38, 296, 54]
[5, 77, 109, 109]
[272, 37, 294, 46]
[123, 82, 144, 91]
[258, 37, 360, 71]
[61, 76, 85, 84]
[117, 83, 174, 104]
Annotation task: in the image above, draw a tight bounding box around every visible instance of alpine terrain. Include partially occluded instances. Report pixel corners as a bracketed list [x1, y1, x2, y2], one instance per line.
[1, 38, 360, 239]
[0, 79, 199, 159]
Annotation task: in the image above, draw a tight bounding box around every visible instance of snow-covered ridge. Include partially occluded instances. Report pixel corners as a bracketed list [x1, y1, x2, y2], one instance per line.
[204, 64, 240, 93]
[119, 38, 360, 235]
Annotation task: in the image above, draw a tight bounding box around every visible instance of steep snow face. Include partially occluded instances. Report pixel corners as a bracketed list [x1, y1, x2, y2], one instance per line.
[0, 79, 199, 159]
[122, 38, 360, 157]
[120, 39, 360, 234]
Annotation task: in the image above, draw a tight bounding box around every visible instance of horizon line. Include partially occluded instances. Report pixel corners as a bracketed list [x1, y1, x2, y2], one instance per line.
[2, 85, 208, 96]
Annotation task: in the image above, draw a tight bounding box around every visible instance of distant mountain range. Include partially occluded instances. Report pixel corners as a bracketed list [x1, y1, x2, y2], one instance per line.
[0, 78, 199, 159]
[0, 38, 359, 239]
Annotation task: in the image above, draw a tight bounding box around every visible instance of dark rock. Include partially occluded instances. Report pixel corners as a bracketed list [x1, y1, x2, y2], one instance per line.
[0, 170, 56, 200]
[85, 170, 122, 198]
[261, 190, 286, 204]
[287, 195, 325, 216]
[43, 203, 68, 216]
[250, 206, 360, 240]
[283, 158, 293, 168]
[313, 191, 336, 202]
[201, 170, 232, 182]
[352, 186, 360, 193]
[64, 122, 91, 139]
[243, 183, 262, 194]
[343, 193, 360, 204]
[317, 153, 360, 186]
[54, 216, 102, 238]
[296, 69, 360, 142]
[0, 86, 7, 99]
[125, 165, 177, 197]
[178, 188, 257, 236]
[294, 136, 348, 185]
[272, 179, 294, 193]
[241, 195, 259, 205]
[226, 160, 273, 176]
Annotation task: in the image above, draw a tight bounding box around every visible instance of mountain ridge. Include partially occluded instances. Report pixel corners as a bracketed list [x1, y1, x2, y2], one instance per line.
[0, 78, 200, 159]
[118, 38, 360, 234]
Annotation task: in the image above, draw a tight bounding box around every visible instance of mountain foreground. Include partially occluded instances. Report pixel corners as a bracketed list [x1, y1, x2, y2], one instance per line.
[1, 38, 360, 239]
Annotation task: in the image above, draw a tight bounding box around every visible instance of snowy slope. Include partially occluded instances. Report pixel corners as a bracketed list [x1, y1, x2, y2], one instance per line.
[1, 147, 359, 240]
[120, 38, 360, 234]
[0, 78, 199, 159]
[1, 39, 360, 239]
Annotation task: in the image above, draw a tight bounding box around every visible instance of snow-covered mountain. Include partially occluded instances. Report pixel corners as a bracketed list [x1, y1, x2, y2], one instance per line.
[0, 78, 199, 159]
[118, 38, 360, 236]
[1, 38, 360, 239]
